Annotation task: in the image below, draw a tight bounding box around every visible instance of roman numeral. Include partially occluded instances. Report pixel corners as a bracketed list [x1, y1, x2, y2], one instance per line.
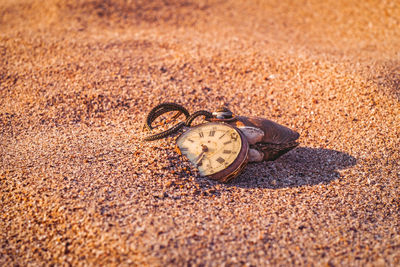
[223, 140, 232, 145]
[209, 130, 215, 137]
[231, 133, 238, 141]
[199, 132, 204, 138]
[216, 157, 225, 164]
[223, 150, 232, 154]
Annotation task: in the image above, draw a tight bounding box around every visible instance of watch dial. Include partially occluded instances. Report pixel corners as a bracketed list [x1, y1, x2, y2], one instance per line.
[177, 123, 242, 176]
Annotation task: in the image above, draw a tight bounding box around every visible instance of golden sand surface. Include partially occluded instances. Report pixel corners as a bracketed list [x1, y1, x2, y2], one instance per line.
[1, 0, 400, 265]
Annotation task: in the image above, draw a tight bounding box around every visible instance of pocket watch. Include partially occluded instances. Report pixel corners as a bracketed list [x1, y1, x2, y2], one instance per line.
[143, 103, 300, 183]
[176, 122, 249, 183]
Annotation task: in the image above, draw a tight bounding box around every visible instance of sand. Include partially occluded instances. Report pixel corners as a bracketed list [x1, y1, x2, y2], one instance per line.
[1, 0, 400, 265]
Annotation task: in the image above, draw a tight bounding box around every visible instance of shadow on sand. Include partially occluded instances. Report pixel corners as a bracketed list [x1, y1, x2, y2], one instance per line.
[230, 147, 357, 189]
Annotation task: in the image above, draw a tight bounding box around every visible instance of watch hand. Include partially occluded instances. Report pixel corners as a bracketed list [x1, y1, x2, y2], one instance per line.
[195, 144, 209, 166]
[195, 152, 205, 166]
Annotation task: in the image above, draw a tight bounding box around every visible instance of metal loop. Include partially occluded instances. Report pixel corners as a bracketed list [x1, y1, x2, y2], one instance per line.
[143, 103, 190, 141]
[145, 102, 189, 130]
[143, 122, 185, 141]
[185, 110, 213, 127]
[143, 103, 213, 141]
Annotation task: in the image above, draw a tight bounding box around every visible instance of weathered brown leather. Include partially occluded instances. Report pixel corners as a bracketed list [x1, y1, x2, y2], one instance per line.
[229, 116, 300, 161]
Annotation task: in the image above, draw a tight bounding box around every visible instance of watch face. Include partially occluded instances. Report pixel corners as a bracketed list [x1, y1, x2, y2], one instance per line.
[176, 122, 244, 177]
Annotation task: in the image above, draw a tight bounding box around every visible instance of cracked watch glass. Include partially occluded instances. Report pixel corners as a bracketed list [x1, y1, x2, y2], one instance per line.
[176, 122, 249, 182]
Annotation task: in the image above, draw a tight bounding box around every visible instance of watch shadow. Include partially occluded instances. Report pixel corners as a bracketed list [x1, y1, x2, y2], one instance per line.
[229, 147, 357, 189]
